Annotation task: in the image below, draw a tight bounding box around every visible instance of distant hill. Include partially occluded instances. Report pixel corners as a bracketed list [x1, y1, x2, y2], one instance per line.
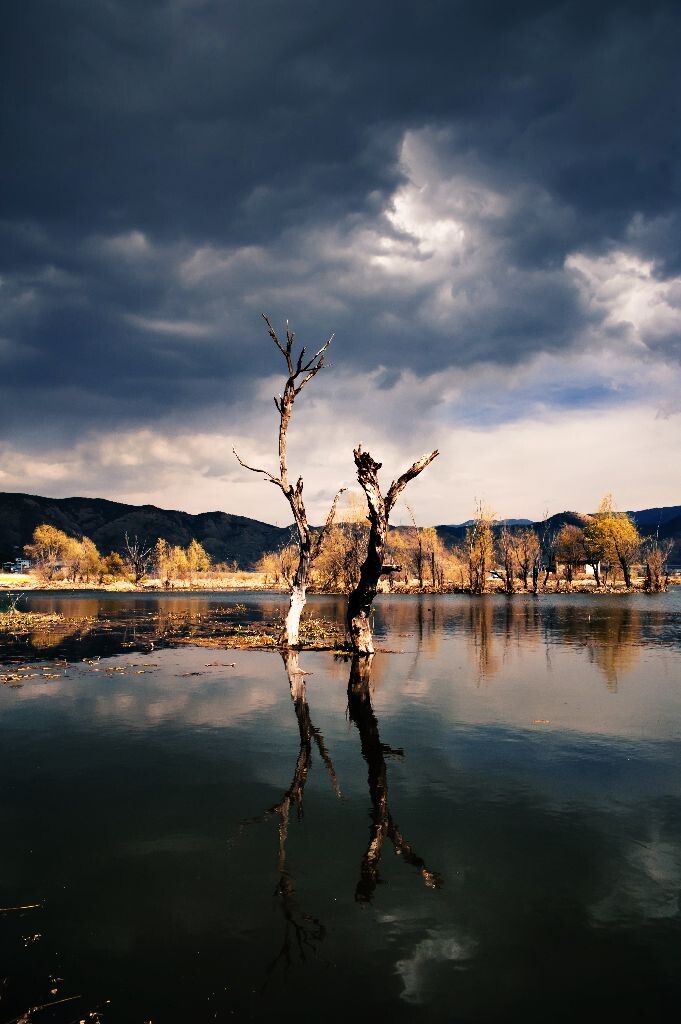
[628, 505, 681, 528]
[0, 492, 290, 569]
[434, 511, 588, 549]
[2, 492, 680, 571]
[435, 508, 681, 563]
[444, 518, 533, 528]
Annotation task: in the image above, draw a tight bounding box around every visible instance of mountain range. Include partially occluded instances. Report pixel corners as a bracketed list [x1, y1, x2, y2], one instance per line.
[1, 492, 680, 568]
[0, 492, 289, 568]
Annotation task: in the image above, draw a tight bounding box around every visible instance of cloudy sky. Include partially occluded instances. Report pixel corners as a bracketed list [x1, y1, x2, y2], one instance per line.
[2, 0, 680, 525]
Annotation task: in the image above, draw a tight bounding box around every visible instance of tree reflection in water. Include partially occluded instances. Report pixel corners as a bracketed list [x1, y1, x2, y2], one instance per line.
[247, 650, 443, 974]
[260, 650, 340, 973]
[347, 655, 443, 903]
[462, 599, 643, 690]
[574, 606, 642, 692]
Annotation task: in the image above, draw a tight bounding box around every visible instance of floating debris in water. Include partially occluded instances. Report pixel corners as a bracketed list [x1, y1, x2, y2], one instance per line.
[0, 901, 43, 913]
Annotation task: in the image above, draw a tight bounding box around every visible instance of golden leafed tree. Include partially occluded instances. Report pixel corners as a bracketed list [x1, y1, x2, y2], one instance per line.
[588, 495, 641, 589]
[465, 501, 495, 594]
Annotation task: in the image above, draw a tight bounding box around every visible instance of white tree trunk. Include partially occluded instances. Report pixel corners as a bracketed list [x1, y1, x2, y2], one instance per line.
[282, 583, 306, 647]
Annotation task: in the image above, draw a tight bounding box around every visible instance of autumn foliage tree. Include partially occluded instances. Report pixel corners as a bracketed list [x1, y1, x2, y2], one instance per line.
[24, 525, 79, 581]
[513, 528, 542, 592]
[465, 502, 495, 594]
[589, 495, 641, 589]
[555, 523, 585, 585]
[309, 492, 369, 593]
[24, 524, 132, 584]
[497, 526, 516, 594]
[153, 537, 212, 587]
[256, 542, 299, 588]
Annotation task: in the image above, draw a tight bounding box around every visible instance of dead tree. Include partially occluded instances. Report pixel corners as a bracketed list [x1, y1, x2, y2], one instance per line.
[123, 533, 153, 585]
[347, 446, 438, 653]
[642, 535, 673, 592]
[234, 315, 344, 646]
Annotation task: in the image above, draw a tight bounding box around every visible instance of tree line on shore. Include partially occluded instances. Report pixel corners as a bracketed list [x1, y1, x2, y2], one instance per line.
[23, 525, 214, 586]
[23, 491, 671, 597]
[256, 492, 673, 597]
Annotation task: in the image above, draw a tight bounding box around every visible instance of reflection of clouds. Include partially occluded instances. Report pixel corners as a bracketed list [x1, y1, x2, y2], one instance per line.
[395, 930, 475, 1004]
[0, 650, 281, 731]
[591, 829, 681, 925]
[91, 680, 278, 730]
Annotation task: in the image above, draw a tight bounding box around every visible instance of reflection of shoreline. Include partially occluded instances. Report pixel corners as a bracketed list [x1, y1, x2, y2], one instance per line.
[463, 600, 643, 689]
[2, 594, 660, 690]
[543, 604, 643, 692]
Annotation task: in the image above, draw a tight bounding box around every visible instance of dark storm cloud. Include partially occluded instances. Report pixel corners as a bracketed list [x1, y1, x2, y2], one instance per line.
[2, 0, 681, 447]
[5, 0, 678, 239]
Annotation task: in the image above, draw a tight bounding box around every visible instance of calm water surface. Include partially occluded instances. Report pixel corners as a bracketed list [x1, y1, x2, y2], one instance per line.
[1, 592, 680, 1022]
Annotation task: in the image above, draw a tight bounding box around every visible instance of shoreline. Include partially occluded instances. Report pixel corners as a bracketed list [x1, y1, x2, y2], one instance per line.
[2, 577, 679, 597]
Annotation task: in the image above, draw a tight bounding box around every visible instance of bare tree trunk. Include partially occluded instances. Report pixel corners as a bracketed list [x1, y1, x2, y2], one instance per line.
[234, 315, 343, 647]
[616, 548, 633, 589]
[347, 446, 438, 652]
[283, 582, 307, 647]
[531, 564, 540, 594]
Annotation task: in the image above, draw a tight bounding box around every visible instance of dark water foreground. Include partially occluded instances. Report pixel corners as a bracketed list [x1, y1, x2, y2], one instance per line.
[1, 592, 680, 1023]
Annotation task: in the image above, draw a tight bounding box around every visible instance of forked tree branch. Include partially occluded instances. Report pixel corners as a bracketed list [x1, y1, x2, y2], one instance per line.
[262, 313, 333, 395]
[386, 450, 440, 514]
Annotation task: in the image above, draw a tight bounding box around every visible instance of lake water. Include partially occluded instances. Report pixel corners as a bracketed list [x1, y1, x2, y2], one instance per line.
[1, 591, 680, 1022]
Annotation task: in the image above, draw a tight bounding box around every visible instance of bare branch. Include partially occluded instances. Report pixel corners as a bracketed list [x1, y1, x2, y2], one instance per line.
[386, 450, 440, 514]
[311, 487, 346, 562]
[301, 333, 334, 372]
[294, 354, 330, 393]
[232, 446, 282, 488]
[312, 728, 342, 798]
[258, 309, 284, 358]
[388, 821, 443, 890]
